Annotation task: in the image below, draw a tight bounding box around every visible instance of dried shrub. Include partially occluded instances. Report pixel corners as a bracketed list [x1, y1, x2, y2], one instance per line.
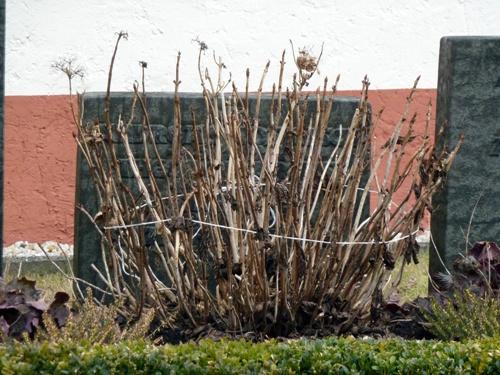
[64, 32, 462, 337]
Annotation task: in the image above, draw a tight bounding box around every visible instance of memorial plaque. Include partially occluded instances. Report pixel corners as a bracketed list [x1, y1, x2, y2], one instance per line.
[430, 37, 500, 276]
[74, 93, 370, 289]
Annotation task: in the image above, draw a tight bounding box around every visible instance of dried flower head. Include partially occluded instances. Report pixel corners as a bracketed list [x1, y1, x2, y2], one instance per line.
[193, 36, 208, 51]
[296, 48, 317, 72]
[52, 57, 85, 80]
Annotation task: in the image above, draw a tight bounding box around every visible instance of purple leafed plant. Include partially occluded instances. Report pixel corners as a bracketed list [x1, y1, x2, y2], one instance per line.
[0, 277, 70, 340]
[434, 241, 500, 296]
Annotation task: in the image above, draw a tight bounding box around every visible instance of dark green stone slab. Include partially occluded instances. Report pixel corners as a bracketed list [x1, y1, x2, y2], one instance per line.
[430, 37, 500, 276]
[74, 93, 370, 290]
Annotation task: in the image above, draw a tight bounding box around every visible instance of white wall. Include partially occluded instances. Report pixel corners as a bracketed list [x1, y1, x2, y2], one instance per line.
[6, 0, 500, 95]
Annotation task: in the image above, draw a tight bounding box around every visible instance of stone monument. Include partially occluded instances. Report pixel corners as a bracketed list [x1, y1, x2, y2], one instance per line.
[74, 93, 370, 289]
[430, 36, 500, 276]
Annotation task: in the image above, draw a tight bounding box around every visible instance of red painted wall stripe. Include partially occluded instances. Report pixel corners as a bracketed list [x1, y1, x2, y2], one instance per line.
[3, 89, 436, 245]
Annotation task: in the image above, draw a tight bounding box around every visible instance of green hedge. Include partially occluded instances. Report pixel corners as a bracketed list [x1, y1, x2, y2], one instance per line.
[0, 336, 499, 374]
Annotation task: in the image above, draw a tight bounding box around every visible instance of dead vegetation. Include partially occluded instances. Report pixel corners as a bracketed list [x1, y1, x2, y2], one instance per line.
[61, 32, 462, 337]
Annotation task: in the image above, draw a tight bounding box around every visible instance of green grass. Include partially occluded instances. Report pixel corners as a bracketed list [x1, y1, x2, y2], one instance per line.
[4, 271, 74, 301]
[392, 247, 429, 301]
[3, 249, 429, 305]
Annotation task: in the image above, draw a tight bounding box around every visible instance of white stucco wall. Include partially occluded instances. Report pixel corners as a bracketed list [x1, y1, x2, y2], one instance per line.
[6, 0, 500, 95]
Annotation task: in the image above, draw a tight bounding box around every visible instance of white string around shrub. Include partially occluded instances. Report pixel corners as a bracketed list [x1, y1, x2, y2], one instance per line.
[104, 217, 419, 246]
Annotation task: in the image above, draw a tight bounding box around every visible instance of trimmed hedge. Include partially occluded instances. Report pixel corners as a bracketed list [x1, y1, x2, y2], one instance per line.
[0, 336, 499, 374]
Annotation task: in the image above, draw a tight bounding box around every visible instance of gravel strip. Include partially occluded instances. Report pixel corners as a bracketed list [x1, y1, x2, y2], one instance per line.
[3, 241, 73, 263]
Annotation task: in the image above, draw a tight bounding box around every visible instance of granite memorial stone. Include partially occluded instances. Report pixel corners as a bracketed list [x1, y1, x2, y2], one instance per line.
[430, 36, 500, 276]
[74, 93, 370, 289]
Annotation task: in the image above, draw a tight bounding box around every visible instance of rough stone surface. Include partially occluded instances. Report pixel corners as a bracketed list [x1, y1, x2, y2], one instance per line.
[430, 36, 500, 275]
[75, 92, 368, 288]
